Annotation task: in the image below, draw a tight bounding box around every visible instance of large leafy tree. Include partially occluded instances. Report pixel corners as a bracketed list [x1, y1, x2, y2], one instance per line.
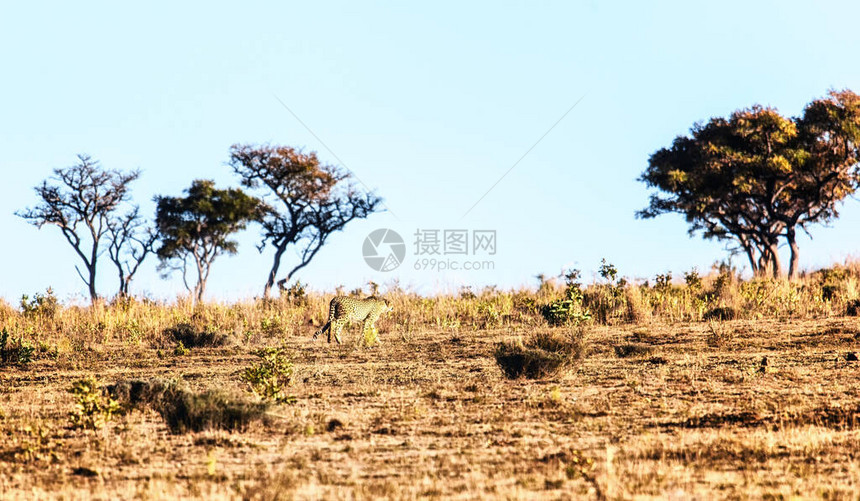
[639, 90, 860, 278]
[229, 144, 382, 298]
[154, 179, 264, 303]
[17, 155, 141, 303]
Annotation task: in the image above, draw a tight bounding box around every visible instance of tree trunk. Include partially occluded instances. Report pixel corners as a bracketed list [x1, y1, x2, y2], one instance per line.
[768, 243, 782, 278]
[192, 250, 206, 307]
[756, 246, 770, 278]
[87, 264, 98, 304]
[743, 244, 758, 277]
[120, 276, 132, 298]
[786, 227, 800, 280]
[263, 242, 288, 299]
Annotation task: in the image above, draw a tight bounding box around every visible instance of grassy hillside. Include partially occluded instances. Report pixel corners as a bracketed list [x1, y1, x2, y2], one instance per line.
[2, 262, 860, 499]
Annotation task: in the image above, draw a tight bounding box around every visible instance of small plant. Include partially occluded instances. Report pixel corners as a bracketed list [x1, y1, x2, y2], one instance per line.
[259, 315, 287, 337]
[459, 286, 477, 300]
[710, 260, 736, 296]
[477, 300, 504, 329]
[0, 329, 35, 367]
[20, 288, 59, 319]
[494, 328, 588, 379]
[69, 376, 120, 430]
[588, 259, 627, 324]
[654, 272, 672, 293]
[563, 449, 603, 499]
[706, 321, 734, 348]
[684, 269, 703, 291]
[240, 347, 296, 403]
[173, 341, 190, 356]
[598, 259, 618, 284]
[281, 280, 308, 305]
[541, 269, 592, 326]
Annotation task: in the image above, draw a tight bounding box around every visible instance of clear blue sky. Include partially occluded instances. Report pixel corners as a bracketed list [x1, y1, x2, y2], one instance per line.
[2, 1, 860, 302]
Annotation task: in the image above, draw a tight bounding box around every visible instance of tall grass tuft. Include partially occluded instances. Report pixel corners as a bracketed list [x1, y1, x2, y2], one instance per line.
[494, 327, 588, 379]
[108, 379, 271, 433]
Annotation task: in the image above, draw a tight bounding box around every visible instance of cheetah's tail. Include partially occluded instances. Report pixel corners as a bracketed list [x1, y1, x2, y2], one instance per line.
[312, 322, 330, 340]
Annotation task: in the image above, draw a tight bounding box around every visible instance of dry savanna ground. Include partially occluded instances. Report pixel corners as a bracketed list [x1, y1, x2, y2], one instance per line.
[3, 297, 860, 499]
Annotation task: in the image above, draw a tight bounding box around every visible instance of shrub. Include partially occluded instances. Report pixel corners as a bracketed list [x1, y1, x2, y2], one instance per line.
[240, 347, 296, 403]
[584, 261, 626, 324]
[173, 341, 190, 356]
[160, 387, 270, 433]
[477, 300, 505, 329]
[541, 295, 591, 326]
[69, 377, 120, 430]
[541, 269, 591, 326]
[0, 329, 34, 367]
[703, 306, 737, 321]
[706, 321, 734, 348]
[684, 269, 703, 291]
[20, 288, 59, 319]
[108, 379, 271, 434]
[494, 328, 587, 380]
[281, 281, 308, 305]
[847, 299, 860, 317]
[164, 322, 230, 348]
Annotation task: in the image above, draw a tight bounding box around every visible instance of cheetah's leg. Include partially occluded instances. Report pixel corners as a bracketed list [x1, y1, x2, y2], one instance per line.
[362, 314, 382, 345]
[331, 320, 345, 344]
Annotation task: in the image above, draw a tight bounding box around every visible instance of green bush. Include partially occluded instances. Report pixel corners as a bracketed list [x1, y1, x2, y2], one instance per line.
[0, 329, 34, 366]
[541, 290, 591, 326]
[20, 288, 59, 319]
[69, 377, 120, 430]
[541, 269, 592, 326]
[173, 341, 190, 356]
[281, 281, 308, 305]
[240, 347, 296, 403]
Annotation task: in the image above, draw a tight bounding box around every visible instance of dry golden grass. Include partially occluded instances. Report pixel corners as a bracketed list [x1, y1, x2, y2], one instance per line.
[2, 317, 860, 499]
[2, 264, 860, 499]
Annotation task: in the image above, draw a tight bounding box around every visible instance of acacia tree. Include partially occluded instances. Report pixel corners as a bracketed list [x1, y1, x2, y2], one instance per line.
[107, 206, 157, 298]
[17, 155, 140, 303]
[639, 90, 860, 278]
[229, 144, 382, 298]
[154, 179, 264, 303]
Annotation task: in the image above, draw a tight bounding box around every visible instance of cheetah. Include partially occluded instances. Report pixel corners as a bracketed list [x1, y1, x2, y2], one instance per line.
[313, 296, 393, 344]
